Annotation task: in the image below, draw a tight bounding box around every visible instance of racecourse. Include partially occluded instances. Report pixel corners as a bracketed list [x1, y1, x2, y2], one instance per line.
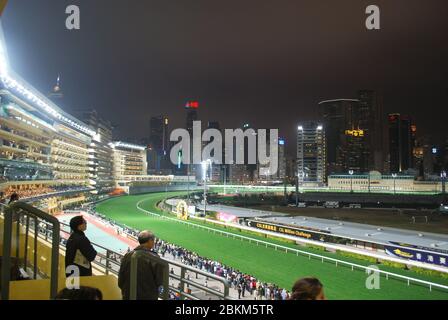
[95, 192, 448, 300]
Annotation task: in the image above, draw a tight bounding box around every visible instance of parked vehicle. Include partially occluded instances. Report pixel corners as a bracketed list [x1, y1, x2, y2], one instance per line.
[324, 201, 340, 208]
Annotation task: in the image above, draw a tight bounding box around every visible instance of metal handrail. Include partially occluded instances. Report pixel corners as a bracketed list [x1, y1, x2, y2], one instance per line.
[1, 202, 60, 300]
[128, 249, 232, 300]
[33, 215, 233, 300]
[129, 250, 169, 300]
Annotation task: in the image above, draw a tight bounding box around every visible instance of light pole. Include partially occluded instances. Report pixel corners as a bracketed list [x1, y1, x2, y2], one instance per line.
[392, 173, 397, 195]
[187, 163, 190, 201]
[202, 159, 211, 217]
[296, 171, 304, 206]
[265, 169, 270, 194]
[223, 165, 227, 195]
[368, 172, 371, 193]
[349, 170, 354, 193]
[441, 170, 446, 194]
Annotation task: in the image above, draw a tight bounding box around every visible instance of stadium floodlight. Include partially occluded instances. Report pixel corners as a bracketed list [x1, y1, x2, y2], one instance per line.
[201, 159, 212, 216]
[392, 173, 398, 195]
[349, 170, 354, 193]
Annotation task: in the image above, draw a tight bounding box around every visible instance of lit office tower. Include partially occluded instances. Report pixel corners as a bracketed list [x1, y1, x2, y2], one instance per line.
[278, 138, 286, 180]
[297, 122, 326, 185]
[357, 90, 384, 172]
[185, 101, 199, 133]
[77, 109, 115, 194]
[184, 101, 199, 177]
[318, 99, 365, 174]
[388, 114, 413, 173]
[206, 121, 222, 182]
[148, 115, 169, 174]
[48, 75, 64, 100]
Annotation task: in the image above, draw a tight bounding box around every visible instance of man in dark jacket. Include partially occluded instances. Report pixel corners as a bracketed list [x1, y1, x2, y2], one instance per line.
[118, 230, 165, 300]
[65, 216, 97, 277]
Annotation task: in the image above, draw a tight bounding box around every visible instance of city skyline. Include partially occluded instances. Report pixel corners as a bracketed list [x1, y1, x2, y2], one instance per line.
[1, 0, 447, 151]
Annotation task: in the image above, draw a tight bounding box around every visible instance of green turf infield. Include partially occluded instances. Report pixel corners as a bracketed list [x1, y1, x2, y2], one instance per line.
[95, 192, 448, 300]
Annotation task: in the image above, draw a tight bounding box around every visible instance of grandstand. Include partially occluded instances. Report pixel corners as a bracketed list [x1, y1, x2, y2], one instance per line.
[0, 5, 447, 303]
[2, 193, 448, 301]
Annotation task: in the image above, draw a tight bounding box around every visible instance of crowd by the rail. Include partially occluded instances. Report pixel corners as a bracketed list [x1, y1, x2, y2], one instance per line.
[1, 195, 326, 301]
[68, 208, 322, 301]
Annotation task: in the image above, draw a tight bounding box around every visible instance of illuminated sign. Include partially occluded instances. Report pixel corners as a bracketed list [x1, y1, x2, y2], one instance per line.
[176, 201, 189, 221]
[345, 129, 364, 137]
[247, 220, 331, 241]
[185, 101, 199, 109]
[279, 139, 285, 146]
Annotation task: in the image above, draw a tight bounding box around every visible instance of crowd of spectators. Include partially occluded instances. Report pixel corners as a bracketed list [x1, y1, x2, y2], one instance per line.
[85, 207, 292, 300]
[3, 185, 90, 201]
[3, 186, 55, 199]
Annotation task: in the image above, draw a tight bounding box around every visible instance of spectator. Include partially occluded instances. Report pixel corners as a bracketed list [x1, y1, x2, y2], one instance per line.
[8, 192, 19, 204]
[0, 191, 6, 205]
[118, 230, 164, 300]
[290, 277, 326, 300]
[65, 216, 97, 277]
[55, 286, 103, 300]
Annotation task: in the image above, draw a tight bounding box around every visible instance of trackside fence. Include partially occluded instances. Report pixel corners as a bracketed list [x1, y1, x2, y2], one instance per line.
[137, 199, 448, 294]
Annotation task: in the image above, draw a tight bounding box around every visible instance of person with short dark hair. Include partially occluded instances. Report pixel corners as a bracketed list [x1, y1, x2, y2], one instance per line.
[65, 216, 97, 277]
[55, 286, 103, 300]
[290, 277, 326, 300]
[118, 230, 164, 300]
[8, 192, 19, 204]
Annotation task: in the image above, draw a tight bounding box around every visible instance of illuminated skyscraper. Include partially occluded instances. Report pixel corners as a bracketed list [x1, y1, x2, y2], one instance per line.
[297, 122, 326, 185]
[388, 114, 413, 173]
[48, 75, 64, 100]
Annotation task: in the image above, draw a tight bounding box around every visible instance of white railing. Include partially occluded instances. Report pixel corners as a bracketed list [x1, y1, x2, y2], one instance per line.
[136, 199, 448, 293]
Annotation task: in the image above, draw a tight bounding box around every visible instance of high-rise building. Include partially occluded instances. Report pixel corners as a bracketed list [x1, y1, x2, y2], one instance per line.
[185, 101, 199, 133]
[77, 109, 115, 194]
[184, 101, 199, 178]
[110, 141, 147, 186]
[278, 138, 286, 180]
[357, 90, 384, 172]
[149, 116, 169, 155]
[388, 114, 413, 173]
[318, 91, 384, 175]
[258, 136, 286, 182]
[148, 115, 170, 174]
[227, 123, 257, 183]
[206, 121, 222, 182]
[48, 75, 64, 100]
[318, 99, 363, 174]
[297, 122, 326, 185]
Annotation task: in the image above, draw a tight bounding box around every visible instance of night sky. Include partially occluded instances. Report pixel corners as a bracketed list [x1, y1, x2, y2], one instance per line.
[1, 1, 448, 152]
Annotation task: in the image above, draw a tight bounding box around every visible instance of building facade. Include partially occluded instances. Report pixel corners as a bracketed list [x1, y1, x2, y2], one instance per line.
[319, 92, 383, 175]
[297, 122, 326, 186]
[0, 72, 95, 213]
[110, 142, 147, 185]
[388, 113, 413, 173]
[328, 172, 442, 193]
[77, 109, 115, 194]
